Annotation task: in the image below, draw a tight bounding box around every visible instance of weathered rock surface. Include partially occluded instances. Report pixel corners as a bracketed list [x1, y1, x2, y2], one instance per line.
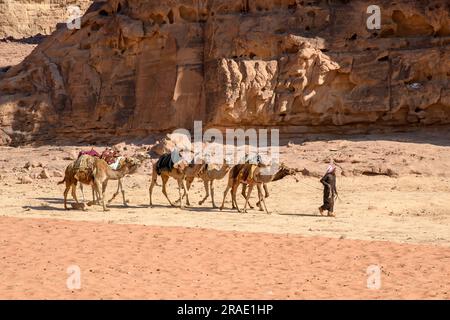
[0, 0, 449, 145]
[0, 0, 92, 39]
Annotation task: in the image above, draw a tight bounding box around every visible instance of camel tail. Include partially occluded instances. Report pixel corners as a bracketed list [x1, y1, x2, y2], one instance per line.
[57, 177, 66, 185]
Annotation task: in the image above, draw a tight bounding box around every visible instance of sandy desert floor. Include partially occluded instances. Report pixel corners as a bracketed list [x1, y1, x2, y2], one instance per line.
[0, 130, 450, 299]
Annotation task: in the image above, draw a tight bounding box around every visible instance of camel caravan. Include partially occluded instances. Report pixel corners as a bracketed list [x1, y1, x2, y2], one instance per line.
[58, 135, 338, 217]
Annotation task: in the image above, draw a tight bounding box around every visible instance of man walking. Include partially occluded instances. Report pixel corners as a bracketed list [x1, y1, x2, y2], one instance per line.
[319, 164, 338, 217]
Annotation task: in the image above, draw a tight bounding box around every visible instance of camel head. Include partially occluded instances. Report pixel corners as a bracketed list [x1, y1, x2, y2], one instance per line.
[122, 157, 142, 174]
[277, 163, 301, 182]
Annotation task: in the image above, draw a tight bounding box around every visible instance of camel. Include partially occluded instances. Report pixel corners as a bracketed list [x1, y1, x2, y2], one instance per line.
[91, 156, 141, 211]
[220, 163, 299, 213]
[241, 163, 299, 213]
[59, 155, 141, 211]
[104, 153, 149, 205]
[219, 163, 250, 212]
[185, 158, 232, 208]
[58, 156, 97, 210]
[149, 152, 205, 209]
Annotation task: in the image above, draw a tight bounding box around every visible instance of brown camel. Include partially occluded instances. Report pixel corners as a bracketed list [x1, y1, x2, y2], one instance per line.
[59, 155, 141, 211]
[58, 156, 97, 210]
[220, 163, 298, 213]
[149, 152, 206, 209]
[185, 158, 232, 208]
[242, 163, 299, 213]
[219, 163, 250, 212]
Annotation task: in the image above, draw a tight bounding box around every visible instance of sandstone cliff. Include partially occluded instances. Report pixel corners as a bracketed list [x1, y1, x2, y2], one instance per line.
[0, 0, 92, 39]
[0, 0, 449, 145]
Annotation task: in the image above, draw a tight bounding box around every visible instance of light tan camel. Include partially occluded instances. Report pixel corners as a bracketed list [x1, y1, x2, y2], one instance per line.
[241, 164, 299, 213]
[59, 155, 141, 211]
[149, 153, 206, 209]
[91, 157, 141, 211]
[185, 159, 232, 208]
[220, 163, 298, 213]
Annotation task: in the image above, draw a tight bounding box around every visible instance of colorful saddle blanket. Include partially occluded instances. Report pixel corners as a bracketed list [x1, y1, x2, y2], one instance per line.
[78, 149, 100, 158]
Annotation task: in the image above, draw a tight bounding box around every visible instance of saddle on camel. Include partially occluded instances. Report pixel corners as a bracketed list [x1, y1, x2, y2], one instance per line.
[61, 146, 142, 211]
[68, 147, 123, 208]
[76, 147, 121, 168]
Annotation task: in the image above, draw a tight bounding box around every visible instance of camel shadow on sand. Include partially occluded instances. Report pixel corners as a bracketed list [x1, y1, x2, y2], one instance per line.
[22, 205, 66, 211]
[279, 212, 330, 218]
[26, 198, 324, 217]
[30, 197, 147, 211]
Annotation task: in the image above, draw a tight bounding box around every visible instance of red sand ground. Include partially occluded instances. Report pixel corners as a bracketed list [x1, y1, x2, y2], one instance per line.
[0, 216, 448, 299]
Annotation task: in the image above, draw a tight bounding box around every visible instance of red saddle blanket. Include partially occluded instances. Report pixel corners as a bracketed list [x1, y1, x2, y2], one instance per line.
[100, 149, 120, 165]
[78, 149, 100, 158]
[77, 148, 119, 165]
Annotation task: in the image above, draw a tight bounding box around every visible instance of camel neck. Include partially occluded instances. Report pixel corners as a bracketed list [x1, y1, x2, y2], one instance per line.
[271, 170, 289, 182]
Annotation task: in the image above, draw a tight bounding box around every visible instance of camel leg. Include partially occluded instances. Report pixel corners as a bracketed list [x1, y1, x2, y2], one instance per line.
[101, 181, 109, 212]
[108, 180, 121, 204]
[256, 184, 269, 208]
[231, 183, 239, 209]
[210, 180, 218, 209]
[264, 183, 269, 198]
[199, 180, 209, 205]
[161, 175, 176, 207]
[184, 179, 191, 207]
[63, 182, 71, 210]
[175, 178, 190, 206]
[95, 179, 109, 212]
[72, 183, 88, 211]
[120, 180, 128, 207]
[240, 184, 246, 205]
[102, 181, 108, 195]
[257, 183, 270, 214]
[93, 185, 99, 203]
[87, 185, 98, 207]
[220, 183, 231, 211]
[242, 184, 254, 209]
[175, 177, 191, 204]
[256, 184, 264, 211]
[242, 184, 254, 213]
[149, 171, 158, 207]
[79, 183, 85, 203]
[71, 184, 79, 204]
[185, 177, 193, 194]
[177, 178, 185, 209]
[231, 183, 241, 212]
[108, 179, 127, 206]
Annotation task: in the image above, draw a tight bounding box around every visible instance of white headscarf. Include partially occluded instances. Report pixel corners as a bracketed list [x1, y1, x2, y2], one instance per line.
[326, 164, 336, 174]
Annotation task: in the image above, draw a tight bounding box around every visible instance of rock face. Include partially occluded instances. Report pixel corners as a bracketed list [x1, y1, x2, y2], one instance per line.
[0, 0, 449, 145]
[0, 0, 92, 39]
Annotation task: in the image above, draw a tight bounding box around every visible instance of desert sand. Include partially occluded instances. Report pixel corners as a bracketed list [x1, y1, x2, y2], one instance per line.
[0, 131, 449, 299]
[0, 216, 448, 299]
